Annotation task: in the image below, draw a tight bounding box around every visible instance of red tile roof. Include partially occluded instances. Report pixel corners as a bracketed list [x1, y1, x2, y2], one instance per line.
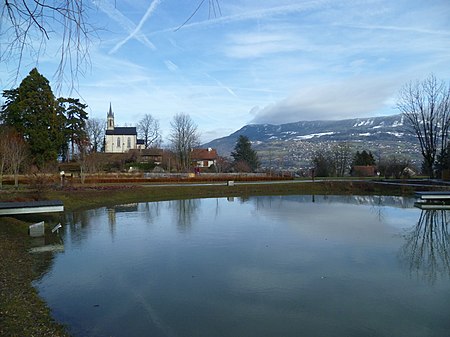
[191, 148, 218, 160]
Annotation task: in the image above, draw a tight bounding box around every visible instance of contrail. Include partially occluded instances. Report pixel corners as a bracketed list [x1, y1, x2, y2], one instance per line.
[91, 0, 156, 50]
[148, 0, 333, 35]
[110, 0, 162, 54]
[339, 24, 450, 36]
[205, 73, 238, 98]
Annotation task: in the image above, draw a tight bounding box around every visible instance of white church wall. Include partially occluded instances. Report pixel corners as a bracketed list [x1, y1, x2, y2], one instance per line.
[105, 135, 137, 153]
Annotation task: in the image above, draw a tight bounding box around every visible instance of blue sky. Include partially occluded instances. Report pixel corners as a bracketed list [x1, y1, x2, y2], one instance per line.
[1, 0, 450, 143]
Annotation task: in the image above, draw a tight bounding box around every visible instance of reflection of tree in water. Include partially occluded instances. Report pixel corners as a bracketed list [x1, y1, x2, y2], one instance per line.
[141, 202, 161, 225]
[107, 208, 116, 234]
[63, 208, 105, 245]
[239, 196, 251, 203]
[368, 195, 385, 222]
[400, 210, 450, 284]
[254, 196, 270, 210]
[169, 199, 200, 232]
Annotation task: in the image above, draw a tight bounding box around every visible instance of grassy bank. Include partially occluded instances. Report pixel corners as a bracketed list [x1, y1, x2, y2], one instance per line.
[0, 218, 69, 336]
[38, 179, 439, 211]
[0, 179, 449, 336]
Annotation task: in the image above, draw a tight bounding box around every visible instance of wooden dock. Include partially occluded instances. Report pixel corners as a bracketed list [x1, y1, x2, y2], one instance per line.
[415, 192, 450, 210]
[414, 202, 450, 210]
[415, 191, 450, 201]
[0, 200, 64, 215]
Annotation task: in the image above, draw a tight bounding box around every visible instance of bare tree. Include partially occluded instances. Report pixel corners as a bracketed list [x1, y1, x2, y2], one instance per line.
[169, 113, 200, 172]
[378, 156, 412, 179]
[309, 143, 353, 177]
[86, 118, 105, 152]
[331, 142, 352, 177]
[397, 75, 450, 178]
[76, 139, 90, 184]
[1, 1, 220, 88]
[400, 209, 450, 284]
[137, 114, 161, 149]
[176, 0, 222, 31]
[1, 0, 92, 89]
[0, 126, 10, 189]
[311, 148, 333, 177]
[3, 128, 28, 188]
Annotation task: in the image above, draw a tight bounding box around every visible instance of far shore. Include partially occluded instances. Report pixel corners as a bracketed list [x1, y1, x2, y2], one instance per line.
[2, 176, 450, 211]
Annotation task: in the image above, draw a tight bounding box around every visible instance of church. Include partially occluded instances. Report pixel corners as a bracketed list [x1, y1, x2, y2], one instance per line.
[104, 104, 144, 153]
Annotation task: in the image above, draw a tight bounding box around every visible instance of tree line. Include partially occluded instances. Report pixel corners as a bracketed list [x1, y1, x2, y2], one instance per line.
[296, 74, 450, 179]
[1, 68, 88, 170]
[2, 2, 448, 179]
[0, 68, 261, 187]
[310, 146, 413, 179]
[1, 69, 449, 183]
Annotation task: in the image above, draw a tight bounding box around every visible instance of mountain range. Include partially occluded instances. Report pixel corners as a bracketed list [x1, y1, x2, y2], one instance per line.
[203, 114, 421, 169]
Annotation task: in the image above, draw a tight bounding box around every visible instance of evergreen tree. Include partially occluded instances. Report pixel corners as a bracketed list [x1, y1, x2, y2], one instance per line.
[57, 97, 88, 160]
[1, 68, 65, 166]
[231, 135, 260, 172]
[352, 150, 376, 166]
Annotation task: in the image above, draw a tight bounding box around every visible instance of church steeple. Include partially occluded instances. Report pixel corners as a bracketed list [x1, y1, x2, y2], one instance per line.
[107, 102, 114, 130]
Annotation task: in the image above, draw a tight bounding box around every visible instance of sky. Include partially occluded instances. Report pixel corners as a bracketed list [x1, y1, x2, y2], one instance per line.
[1, 0, 450, 143]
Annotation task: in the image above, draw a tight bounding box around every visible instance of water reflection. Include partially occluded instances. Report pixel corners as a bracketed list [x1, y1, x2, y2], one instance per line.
[168, 199, 200, 232]
[400, 209, 450, 284]
[140, 202, 161, 225]
[36, 195, 450, 337]
[107, 203, 138, 234]
[63, 209, 103, 246]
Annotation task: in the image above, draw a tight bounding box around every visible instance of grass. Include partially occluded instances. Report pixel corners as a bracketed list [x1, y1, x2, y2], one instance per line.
[43, 179, 444, 212]
[0, 218, 69, 337]
[0, 178, 449, 336]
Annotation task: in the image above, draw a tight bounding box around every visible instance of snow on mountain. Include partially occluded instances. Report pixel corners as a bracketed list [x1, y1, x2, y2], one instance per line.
[203, 113, 420, 168]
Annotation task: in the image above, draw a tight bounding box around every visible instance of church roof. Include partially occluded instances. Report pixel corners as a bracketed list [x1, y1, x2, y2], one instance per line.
[106, 127, 137, 136]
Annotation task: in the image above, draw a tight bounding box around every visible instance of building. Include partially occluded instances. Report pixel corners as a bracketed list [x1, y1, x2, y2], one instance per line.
[191, 148, 218, 169]
[138, 148, 164, 164]
[351, 165, 377, 177]
[104, 104, 144, 153]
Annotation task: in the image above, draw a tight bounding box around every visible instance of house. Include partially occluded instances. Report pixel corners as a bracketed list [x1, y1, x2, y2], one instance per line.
[191, 148, 218, 168]
[104, 104, 145, 153]
[352, 165, 377, 177]
[137, 148, 164, 164]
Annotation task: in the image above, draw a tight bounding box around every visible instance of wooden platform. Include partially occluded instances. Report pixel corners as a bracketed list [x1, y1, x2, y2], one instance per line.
[0, 200, 64, 215]
[414, 202, 450, 210]
[415, 192, 450, 210]
[415, 191, 450, 201]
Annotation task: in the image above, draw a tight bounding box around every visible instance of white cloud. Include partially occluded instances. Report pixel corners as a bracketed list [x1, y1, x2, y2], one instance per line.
[250, 76, 403, 124]
[224, 31, 303, 58]
[4, 0, 448, 144]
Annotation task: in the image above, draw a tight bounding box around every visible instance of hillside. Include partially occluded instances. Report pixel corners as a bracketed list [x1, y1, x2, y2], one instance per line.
[203, 114, 421, 169]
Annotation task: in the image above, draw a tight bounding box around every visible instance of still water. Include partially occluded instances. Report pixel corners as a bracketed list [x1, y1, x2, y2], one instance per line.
[35, 195, 450, 337]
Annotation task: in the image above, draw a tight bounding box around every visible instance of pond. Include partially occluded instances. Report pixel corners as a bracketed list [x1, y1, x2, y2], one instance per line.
[35, 195, 450, 337]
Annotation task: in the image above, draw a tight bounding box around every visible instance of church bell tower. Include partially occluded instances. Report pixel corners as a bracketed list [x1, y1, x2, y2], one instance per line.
[107, 103, 114, 130]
